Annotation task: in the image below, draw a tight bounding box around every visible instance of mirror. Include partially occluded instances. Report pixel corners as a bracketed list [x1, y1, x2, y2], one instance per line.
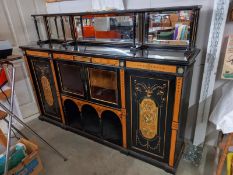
[48, 16, 64, 40]
[74, 14, 137, 42]
[146, 10, 193, 46]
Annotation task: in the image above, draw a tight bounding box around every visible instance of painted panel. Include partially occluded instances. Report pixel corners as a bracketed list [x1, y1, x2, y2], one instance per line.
[127, 70, 176, 162]
[29, 57, 61, 121]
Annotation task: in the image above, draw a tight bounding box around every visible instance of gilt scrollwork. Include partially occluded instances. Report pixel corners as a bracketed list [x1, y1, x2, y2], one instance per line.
[133, 79, 167, 153]
[134, 80, 167, 105]
[35, 64, 50, 76]
[136, 130, 161, 151]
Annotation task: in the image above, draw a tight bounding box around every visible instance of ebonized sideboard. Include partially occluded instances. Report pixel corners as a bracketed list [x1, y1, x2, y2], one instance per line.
[20, 6, 201, 174]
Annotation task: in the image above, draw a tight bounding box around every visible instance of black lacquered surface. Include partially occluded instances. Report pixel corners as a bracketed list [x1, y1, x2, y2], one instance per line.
[21, 42, 199, 65]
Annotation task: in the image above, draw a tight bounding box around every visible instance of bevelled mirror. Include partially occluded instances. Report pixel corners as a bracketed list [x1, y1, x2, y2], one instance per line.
[74, 13, 139, 43]
[145, 10, 194, 47]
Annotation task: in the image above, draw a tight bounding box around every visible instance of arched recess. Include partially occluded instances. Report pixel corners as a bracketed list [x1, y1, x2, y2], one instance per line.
[101, 110, 122, 146]
[64, 99, 82, 129]
[82, 104, 101, 137]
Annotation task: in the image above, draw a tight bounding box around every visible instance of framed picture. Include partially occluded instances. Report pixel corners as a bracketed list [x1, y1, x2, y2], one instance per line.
[221, 35, 233, 80]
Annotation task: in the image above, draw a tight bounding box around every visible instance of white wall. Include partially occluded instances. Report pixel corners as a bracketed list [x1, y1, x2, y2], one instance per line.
[0, 0, 47, 50]
[46, 0, 93, 13]
[0, 0, 47, 133]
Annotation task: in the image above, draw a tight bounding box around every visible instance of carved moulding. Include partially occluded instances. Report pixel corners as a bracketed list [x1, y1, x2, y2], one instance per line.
[61, 95, 127, 148]
[61, 95, 123, 120]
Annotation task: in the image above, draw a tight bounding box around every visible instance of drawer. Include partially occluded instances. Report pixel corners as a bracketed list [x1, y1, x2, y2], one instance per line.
[26, 50, 49, 58]
[92, 57, 119, 67]
[126, 61, 177, 73]
[74, 56, 91, 63]
[53, 53, 74, 61]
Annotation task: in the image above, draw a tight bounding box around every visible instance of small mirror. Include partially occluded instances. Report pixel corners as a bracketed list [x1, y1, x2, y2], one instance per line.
[48, 16, 64, 40]
[74, 14, 137, 43]
[62, 16, 73, 41]
[146, 10, 193, 47]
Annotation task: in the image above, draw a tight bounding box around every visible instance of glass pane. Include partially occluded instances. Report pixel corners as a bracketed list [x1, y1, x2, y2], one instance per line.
[147, 10, 193, 46]
[48, 17, 64, 40]
[62, 16, 73, 40]
[58, 63, 84, 95]
[75, 14, 137, 43]
[89, 68, 118, 104]
[74, 16, 83, 40]
[35, 16, 48, 41]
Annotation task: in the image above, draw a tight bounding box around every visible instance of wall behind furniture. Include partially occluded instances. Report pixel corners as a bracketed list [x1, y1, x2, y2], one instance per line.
[0, 0, 47, 49]
[0, 0, 47, 131]
[46, 0, 93, 13]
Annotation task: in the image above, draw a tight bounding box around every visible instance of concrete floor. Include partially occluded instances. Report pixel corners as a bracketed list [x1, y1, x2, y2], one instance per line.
[21, 119, 218, 175]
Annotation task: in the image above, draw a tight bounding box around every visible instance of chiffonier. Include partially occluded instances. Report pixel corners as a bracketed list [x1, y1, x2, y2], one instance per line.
[20, 6, 201, 174]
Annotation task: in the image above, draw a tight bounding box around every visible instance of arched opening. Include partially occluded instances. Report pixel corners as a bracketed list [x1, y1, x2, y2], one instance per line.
[64, 99, 82, 129]
[82, 105, 100, 137]
[101, 111, 122, 146]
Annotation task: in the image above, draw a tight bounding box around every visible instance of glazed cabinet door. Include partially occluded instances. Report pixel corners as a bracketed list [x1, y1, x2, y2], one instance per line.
[54, 60, 86, 99]
[28, 56, 62, 122]
[87, 65, 121, 108]
[126, 69, 175, 163]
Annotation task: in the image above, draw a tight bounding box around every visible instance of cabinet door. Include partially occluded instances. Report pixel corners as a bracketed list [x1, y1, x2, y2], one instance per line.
[126, 69, 175, 163]
[87, 65, 120, 108]
[55, 60, 86, 98]
[28, 57, 61, 121]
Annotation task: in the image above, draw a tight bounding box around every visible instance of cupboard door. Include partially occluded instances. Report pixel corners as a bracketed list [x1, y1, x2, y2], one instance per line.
[126, 70, 175, 162]
[87, 65, 120, 108]
[55, 60, 86, 98]
[29, 57, 61, 121]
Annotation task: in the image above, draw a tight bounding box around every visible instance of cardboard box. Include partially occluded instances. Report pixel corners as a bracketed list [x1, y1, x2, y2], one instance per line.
[6, 139, 44, 175]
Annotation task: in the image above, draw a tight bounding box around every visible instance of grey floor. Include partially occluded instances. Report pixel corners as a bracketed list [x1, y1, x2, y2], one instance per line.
[21, 119, 218, 175]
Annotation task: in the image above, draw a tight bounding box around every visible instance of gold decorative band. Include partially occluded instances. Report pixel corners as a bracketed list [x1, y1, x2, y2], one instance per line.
[169, 77, 183, 167]
[92, 57, 119, 66]
[53, 53, 74, 61]
[74, 56, 91, 63]
[26, 50, 49, 58]
[126, 61, 177, 73]
[171, 121, 179, 130]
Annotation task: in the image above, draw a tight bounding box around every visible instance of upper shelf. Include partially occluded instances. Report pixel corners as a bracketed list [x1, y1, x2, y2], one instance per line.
[31, 6, 201, 50]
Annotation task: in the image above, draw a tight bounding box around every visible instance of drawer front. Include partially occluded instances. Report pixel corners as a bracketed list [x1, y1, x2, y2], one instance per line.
[53, 53, 74, 61]
[92, 57, 119, 67]
[26, 50, 49, 58]
[126, 61, 177, 73]
[126, 69, 176, 163]
[29, 57, 61, 121]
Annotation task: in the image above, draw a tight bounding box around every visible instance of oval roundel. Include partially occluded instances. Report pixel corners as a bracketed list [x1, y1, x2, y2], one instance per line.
[139, 98, 158, 139]
[41, 76, 54, 106]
